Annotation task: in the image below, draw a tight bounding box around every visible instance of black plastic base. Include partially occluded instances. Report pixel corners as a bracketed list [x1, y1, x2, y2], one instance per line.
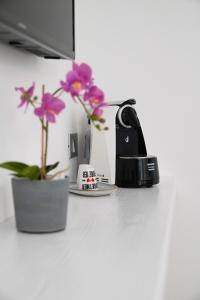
[116, 155, 159, 188]
[116, 180, 154, 188]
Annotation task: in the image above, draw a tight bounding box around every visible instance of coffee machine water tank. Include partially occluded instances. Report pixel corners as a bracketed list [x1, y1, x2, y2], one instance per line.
[88, 99, 159, 188]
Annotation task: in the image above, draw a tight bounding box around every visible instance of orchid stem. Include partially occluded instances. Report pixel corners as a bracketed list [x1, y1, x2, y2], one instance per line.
[40, 85, 46, 179]
[52, 87, 62, 96]
[41, 118, 45, 179]
[44, 121, 49, 172]
[77, 96, 91, 119]
[77, 96, 102, 129]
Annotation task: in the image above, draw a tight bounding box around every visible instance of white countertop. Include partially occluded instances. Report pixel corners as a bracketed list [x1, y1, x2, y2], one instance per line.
[0, 176, 175, 300]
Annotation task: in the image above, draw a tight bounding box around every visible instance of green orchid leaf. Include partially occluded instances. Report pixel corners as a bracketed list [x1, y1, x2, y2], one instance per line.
[10, 173, 24, 178]
[0, 162, 40, 180]
[45, 161, 59, 174]
[19, 165, 40, 180]
[0, 162, 28, 173]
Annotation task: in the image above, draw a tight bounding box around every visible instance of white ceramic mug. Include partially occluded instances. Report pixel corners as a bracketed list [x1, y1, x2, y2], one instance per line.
[77, 164, 98, 190]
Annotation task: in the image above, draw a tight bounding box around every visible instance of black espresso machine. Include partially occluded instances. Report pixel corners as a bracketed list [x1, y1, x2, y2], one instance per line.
[88, 99, 159, 187]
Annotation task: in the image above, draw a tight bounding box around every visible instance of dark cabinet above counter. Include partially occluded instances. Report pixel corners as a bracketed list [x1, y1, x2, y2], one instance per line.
[0, 0, 75, 59]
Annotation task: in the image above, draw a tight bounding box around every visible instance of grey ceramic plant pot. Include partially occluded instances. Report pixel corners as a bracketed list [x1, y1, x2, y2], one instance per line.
[12, 177, 69, 233]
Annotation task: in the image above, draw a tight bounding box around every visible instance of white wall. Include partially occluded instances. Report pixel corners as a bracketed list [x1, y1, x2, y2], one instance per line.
[0, 0, 200, 298]
[75, 1, 200, 300]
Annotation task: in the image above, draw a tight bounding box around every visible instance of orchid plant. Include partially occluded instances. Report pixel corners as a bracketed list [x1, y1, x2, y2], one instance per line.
[0, 62, 108, 180]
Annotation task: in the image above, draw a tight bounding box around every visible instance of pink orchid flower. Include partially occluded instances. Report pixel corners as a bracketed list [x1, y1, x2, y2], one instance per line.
[34, 93, 65, 123]
[92, 103, 107, 118]
[15, 82, 35, 108]
[83, 85, 105, 107]
[60, 62, 93, 96]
